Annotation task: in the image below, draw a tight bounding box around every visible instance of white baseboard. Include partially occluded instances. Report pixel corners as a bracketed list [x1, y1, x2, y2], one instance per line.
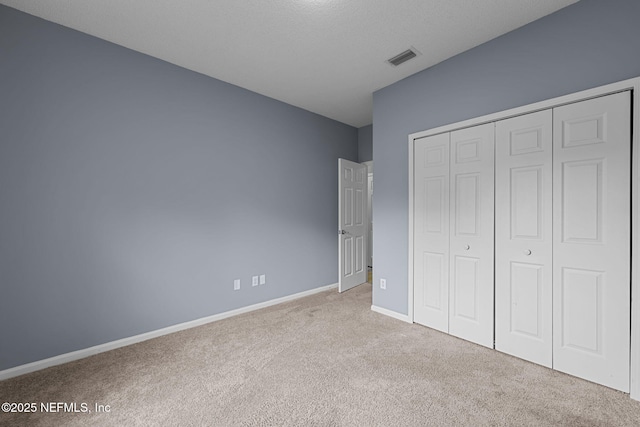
[0, 283, 338, 381]
[371, 305, 412, 323]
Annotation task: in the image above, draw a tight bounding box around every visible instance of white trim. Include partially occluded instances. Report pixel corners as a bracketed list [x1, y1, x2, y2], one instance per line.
[0, 283, 338, 381]
[371, 304, 412, 323]
[407, 76, 640, 401]
[362, 160, 373, 174]
[407, 140, 415, 324]
[631, 83, 640, 400]
[409, 79, 637, 142]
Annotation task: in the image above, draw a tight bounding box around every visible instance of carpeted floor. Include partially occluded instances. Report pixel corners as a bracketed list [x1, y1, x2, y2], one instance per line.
[2, 283, 640, 426]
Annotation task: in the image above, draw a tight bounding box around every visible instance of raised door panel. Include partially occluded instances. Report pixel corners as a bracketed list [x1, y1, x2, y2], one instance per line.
[553, 91, 631, 392]
[424, 177, 446, 234]
[511, 166, 543, 240]
[495, 109, 553, 367]
[355, 236, 364, 275]
[509, 262, 544, 339]
[343, 236, 353, 277]
[452, 255, 479, 321]
[560, 268, 603, 354]
[449, 123, 494, 348]
[343, 187, 353, 227]
[422, 252, 445, 310]
[414, 133, 450, 332]
[355, 188, 365, 227]
[561, 159, 603, 243]
[454, 173, 480, 236]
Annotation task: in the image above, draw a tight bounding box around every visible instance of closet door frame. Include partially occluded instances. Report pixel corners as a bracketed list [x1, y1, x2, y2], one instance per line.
[407, 76, 640, 401]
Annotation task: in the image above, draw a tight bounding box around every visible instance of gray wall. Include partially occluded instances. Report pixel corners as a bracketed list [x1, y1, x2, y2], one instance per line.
[372, 0, 640, 314]
[0, 5, 357, 371]
[358, 125, 373, 163]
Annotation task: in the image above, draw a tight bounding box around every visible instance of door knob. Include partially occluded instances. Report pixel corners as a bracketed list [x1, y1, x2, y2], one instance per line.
[524, 249, 532, 255]
[464, 244, 470, 250]
[339, 230, 347, 235]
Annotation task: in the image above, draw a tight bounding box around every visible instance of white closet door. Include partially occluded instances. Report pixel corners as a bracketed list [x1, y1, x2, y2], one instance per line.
[553, 91, 631, 392]
[449, 123, 495, 348]
[414, 133, 450, 332]
[495, 110, 553, 367]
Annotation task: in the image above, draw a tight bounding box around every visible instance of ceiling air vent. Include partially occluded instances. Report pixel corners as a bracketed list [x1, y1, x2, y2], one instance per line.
[387, 49, 417, 67]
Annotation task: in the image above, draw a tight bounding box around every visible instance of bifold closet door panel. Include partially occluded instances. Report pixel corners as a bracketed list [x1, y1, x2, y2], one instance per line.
[495, 110, 553, 367]
[413, 133, 450, 332]
[553, 91, 631, 392]
[449, 123, 495, 348]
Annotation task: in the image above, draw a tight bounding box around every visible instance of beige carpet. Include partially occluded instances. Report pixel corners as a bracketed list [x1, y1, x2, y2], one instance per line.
[2, 283, 640, 426]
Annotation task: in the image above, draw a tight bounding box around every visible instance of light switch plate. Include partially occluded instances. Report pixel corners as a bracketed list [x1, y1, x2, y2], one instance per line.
[252, 276, 259, 287]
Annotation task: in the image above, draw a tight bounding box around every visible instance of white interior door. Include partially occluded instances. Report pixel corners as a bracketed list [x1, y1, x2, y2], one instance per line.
[495, 110, 553, 367]
[414, 133, 450, 332]
[368, 173, 373, 268]
[338, 159, 367, 293]
[449, 123, 495, 348]
[552, 91, 631, 392]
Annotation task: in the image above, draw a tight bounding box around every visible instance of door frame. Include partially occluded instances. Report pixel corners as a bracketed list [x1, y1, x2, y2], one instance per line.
[407, 76, 640, 400]
[362, 161, 373, 268]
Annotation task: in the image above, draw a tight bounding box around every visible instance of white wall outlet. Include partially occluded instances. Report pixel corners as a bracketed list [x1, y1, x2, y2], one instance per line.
[233, 279, 240, 291]
[252, 276, 259, 287]
[380, 278, 386, 290]
[259, 274, 266, 285]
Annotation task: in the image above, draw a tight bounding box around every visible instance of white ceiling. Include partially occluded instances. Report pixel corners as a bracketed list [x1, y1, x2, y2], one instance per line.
[1, 0, 579, 127]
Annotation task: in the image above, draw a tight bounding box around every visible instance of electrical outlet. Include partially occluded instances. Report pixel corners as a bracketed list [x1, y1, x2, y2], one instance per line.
[259, 274, 266, 285]
[233, 279, 240, 291]
[380, 278, 386, 290]
[252, 276, 259, 287]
